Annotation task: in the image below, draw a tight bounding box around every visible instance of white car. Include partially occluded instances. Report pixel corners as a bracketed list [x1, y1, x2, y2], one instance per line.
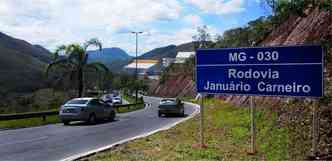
[102, 94, 113, 104]
[112, 97, 122, 105]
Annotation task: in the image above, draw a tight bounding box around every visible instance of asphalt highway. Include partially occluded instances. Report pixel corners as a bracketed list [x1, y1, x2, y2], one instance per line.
[0, 97, 198, 161]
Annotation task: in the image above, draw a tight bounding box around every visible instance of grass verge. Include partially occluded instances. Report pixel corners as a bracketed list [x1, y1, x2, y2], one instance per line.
[0, 115, 60, 130]
[122, 94, 137, 104]
[81, 98, 289, 161]
[116, 103, 145, 113]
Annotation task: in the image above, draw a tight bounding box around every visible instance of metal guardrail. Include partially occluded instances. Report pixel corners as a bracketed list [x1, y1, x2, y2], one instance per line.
[0, 110, 59, 121]
[0, 102, 145, 121]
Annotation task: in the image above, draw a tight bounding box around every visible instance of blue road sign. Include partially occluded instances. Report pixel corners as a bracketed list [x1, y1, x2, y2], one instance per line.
[196, 45, 324, 97]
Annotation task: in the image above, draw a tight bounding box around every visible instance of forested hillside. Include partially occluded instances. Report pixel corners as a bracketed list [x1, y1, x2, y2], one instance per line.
[0, 32, 51, 94]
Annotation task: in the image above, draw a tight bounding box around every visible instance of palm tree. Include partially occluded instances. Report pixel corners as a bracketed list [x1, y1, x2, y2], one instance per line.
[46, 38, 109, 97]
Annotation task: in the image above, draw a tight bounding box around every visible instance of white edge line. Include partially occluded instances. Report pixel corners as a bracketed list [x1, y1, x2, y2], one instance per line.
[60, 100, 200, 161]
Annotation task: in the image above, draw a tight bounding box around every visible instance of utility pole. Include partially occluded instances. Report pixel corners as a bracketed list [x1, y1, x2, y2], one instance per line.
[131, 31, 143, 103]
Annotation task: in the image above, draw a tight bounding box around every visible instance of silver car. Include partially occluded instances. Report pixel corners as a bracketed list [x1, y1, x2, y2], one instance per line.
[59, 98, 116, 125]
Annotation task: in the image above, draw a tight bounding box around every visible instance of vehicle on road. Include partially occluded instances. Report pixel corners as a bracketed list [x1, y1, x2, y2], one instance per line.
[102, 94, 113, 104]
[111, 90, 120, 97]
[112, 97, 122, 105]
[59, 98, 116, 125]
[158, 98, 185, 117]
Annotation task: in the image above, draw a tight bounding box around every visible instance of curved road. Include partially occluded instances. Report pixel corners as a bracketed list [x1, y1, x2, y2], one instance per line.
[0, 97, 198, 161]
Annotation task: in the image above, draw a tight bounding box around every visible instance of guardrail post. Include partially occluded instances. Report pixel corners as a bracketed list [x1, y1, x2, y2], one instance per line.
[42, 115, 46, 122]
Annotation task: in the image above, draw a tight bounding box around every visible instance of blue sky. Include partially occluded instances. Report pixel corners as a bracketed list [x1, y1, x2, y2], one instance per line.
[0, 0, 272, 56]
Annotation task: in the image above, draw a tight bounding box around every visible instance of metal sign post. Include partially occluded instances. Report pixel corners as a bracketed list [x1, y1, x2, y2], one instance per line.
[199, 94, 205, 148]
[312, 100, 319, 156]
[250, 96, 256, 154]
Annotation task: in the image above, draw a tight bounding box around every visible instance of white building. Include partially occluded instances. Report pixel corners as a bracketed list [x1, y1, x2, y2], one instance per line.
[174, 51, 195, 64]
[162, 58, 175, 68]
[124, 59, 159, 76]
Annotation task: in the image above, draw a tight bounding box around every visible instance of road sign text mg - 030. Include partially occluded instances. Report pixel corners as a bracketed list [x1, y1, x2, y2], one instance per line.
[196, 45, 324, 97]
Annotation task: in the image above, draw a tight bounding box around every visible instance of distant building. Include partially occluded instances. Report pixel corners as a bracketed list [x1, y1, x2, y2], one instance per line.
[162, 58, 175, 68]
[124, 59, 159, 76]
[174, 51, 195, 64]
[147, 75, 160, 80]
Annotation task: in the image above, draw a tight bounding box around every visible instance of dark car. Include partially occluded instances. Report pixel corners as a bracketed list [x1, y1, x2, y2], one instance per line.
[158, 98, 185, 117]
[59, 98, 116, 125]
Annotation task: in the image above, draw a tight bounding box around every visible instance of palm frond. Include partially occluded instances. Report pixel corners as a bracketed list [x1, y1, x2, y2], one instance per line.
[64, 44, 85, 65]
[52, 69, 75, 86]
[66, 44, 85, 56]
[53, 45, 67, 60]
[45, 59, 71, 77]
[84, 38, 102, 51]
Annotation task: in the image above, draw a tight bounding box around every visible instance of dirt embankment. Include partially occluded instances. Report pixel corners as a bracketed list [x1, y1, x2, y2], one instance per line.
[227, 8, 332, 105]
[229, 8, 332, 159]
[148, 73, 196, 98]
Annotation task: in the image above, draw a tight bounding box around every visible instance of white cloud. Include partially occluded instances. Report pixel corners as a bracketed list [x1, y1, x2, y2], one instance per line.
[183, 14, 203, 27]
[186, 0, 245, 15]
[0, 0, 237, 56]
[0, 0, 183, 51]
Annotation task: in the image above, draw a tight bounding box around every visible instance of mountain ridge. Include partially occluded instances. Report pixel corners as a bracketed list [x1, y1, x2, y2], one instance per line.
[139, 42, 196, 60]
[0, 32, 52, 63]
[0, 32, 49, 93]
[87, 47, 132, 72]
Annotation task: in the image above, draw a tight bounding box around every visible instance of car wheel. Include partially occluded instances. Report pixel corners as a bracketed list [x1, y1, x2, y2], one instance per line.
[158, 111, 162, 117]
[63, 121, 70, 125]
[88, 114, 97, 124]
[109, 111, 116, 121]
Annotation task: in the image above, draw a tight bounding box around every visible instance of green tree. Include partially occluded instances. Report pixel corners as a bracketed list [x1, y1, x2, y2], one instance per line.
[192, 25, 212, 48]
[263, 0, 332, 24]
[46, 38, 109, 97]
[213, 16, 273, 48]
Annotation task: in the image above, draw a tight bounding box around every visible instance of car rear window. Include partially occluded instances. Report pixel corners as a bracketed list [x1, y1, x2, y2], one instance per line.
[66, 100, 88, 105]
[161, 99, 176, 103]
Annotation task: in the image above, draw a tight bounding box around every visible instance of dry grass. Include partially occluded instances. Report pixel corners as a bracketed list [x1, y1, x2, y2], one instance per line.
[80, 99, 289, 161]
